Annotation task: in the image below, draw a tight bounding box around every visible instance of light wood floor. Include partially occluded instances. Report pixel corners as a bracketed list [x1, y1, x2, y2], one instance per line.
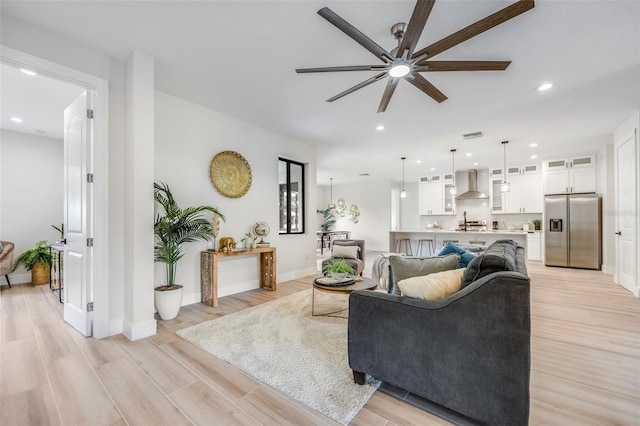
[1, 262, 639, 425]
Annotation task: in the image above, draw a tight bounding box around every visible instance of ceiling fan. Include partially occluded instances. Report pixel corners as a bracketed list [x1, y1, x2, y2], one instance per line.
[296, 0, 535, 113]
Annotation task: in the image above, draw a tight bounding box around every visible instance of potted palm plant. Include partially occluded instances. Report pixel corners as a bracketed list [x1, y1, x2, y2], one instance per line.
[154, 182, 224, 320]
[12, 240, 52, 285]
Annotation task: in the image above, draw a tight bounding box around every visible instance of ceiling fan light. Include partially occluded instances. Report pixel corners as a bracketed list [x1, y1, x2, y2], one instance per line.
[389, 63, 410, 78]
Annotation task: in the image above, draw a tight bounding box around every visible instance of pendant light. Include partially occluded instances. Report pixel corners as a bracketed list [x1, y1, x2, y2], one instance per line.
[400, 157, 407, 199]
[328, 177, 336, 209]
[450, 149, 458, 195]
[501, 141, 511, 192]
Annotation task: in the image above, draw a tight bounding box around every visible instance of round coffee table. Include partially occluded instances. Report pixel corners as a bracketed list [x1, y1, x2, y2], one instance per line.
[312, 277, 377, 317]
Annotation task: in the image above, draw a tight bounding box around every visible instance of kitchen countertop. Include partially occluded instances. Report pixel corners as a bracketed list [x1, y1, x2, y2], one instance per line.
[391, 229, 538, 235]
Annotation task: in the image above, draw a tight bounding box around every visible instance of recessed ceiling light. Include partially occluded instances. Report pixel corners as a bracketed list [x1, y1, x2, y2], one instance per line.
[529, 143, 538, 147]
[473, 162, 479, 166]
[416, 160, 422, 164]
[537, 83, 553, 91]
[430, 167, 436, 171]
[466, 153, 472, 157]
[376, 125, 385, 131]
[20, 68, 37, 76]
[10, 117, 23, 123]
[531, 155, 538, 159]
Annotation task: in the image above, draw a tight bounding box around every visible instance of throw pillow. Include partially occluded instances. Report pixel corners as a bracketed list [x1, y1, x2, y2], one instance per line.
[438, 242, 477, 269]
[461, 240, 518, 288]
[331, 245, 359, 259]
[0, 241, 3, 254]
[398, 268, 466, 300]
[388, 253, 460, 295]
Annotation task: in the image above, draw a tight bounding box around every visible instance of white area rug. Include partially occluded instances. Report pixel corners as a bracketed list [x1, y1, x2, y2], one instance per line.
[176, 289, 380, 424]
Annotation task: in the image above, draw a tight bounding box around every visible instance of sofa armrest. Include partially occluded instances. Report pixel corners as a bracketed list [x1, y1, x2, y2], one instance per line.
[348, 273, 530, 426]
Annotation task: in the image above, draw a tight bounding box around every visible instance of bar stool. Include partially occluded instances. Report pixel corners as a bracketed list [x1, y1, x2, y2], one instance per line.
[395, 238, 413, 255]
[442, 239, 459, 248]
[416, 238, 436, 256]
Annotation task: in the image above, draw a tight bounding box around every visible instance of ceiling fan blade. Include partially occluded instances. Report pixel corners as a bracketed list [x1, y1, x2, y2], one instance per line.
[396, 0, 436, 58]
[412, 0, 535, 62]
[318, 7, 394, 63]
[326, 72, 388, 102]
[415, 61, 511, 72]
[404, 73, 447, 103]
[296, 65, 387, 73]
[377, 78, 400, 113]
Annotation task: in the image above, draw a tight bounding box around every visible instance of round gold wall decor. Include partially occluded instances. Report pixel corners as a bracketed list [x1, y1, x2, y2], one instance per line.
[210, 151, 252, 198]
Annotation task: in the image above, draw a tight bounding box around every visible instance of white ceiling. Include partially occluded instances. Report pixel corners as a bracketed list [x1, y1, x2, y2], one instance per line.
[1, 0, 639, 184]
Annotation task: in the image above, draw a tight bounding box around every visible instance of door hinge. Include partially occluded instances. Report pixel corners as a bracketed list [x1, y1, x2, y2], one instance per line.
[87, 109, 94, 119]
[87, 238, 94, 247]
[87, 302, 94, 312]
[87, 173, 94, 183]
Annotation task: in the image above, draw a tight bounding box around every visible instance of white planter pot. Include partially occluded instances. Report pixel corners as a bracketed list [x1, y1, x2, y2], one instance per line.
[154, 285, 183, 320]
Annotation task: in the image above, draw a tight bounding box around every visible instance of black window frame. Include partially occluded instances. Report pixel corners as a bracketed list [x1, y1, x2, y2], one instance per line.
[278, 157, 306, 235]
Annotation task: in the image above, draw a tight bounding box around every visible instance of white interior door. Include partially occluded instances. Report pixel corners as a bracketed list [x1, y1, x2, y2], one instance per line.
[63, 91, 93, 336]
[615, 132, 637, 295]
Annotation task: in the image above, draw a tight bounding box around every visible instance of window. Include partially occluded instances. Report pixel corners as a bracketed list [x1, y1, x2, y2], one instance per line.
[279, 158, 305, 234]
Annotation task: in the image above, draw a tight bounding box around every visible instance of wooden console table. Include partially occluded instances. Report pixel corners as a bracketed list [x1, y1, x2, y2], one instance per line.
[200, 247, 277, 307]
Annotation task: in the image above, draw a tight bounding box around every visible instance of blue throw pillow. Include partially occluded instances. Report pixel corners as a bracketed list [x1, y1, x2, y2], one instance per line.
[0, 241, 3, 254]
[438, 242, 475, 269]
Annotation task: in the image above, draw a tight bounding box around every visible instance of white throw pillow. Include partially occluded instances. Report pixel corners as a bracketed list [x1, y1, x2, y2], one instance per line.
[397, 268, 466, 300]
[332, 245, 359, 259]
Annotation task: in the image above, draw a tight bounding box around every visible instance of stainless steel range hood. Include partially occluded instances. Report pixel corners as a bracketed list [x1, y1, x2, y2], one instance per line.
[456, 169, 489, 200]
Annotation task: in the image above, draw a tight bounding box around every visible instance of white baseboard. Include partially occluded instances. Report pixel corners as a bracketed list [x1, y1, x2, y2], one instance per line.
[108, 319, 123, 336]
[182, 292, 202, 306]
[0, 273, 31, 286]
[602, 265, 616, 275]
[122, 318, 157, 341]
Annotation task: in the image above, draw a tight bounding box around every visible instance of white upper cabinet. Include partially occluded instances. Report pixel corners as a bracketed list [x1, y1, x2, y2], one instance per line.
[543, 154, 596, 194]
[418, 174, 455, 216]
[490, 165, 542, 214]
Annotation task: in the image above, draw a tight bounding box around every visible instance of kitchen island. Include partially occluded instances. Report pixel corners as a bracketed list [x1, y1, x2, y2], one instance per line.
[390, 229, 529, 256]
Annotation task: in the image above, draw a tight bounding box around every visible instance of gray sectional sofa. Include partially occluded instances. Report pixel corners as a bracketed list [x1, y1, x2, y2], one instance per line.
[348, 240, 531, 425]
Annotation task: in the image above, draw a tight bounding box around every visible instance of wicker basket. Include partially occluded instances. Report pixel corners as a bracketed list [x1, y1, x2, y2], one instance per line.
[31, 262, 50, 285]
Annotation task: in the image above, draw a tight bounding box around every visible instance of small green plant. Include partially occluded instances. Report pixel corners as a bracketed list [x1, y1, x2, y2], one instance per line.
[323, 259, 355, 277]
[52, 223, 64, 240]
[12, 240, 53, 271]
[240, 231, 257, 243]
[532, 219, 542, 229]
[317, 208, 336, 231]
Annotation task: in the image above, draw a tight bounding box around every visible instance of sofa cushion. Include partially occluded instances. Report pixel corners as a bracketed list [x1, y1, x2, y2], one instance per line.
[438, 242, 477, 269]
[397, 268, 466, 300]
[388, 253, 460, 295]
[331, 245, 359, 259]
[461, 239, 518, 288]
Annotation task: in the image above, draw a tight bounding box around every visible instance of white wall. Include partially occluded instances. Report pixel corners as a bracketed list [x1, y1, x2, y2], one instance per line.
[0, 130, 63, 282]
[154, 91, 317, 304]
[317, 179, 393, 252]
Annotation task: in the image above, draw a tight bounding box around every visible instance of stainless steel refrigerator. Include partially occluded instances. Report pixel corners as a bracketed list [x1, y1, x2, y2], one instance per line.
[544, 193, 601, 269]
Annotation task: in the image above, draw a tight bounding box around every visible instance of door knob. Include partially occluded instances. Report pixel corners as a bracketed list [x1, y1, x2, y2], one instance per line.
[615, 231, 622, 236]
[60, 239, 67, 244]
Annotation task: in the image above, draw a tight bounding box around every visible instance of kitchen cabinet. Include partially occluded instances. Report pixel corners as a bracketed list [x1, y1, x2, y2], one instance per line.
[543, 154, 596, 194]
[526, 232, 541, 261]
[489, 165, 542, 214]
[418, 174, 455, 215]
